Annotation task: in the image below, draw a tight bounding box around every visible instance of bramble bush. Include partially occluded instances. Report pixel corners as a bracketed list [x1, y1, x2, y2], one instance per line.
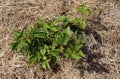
[10, 3, 91, 69]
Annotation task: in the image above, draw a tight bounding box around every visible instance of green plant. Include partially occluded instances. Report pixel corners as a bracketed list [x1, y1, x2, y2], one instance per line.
[10, 16, 86, 69]
[10, 3, 90, 69]
[76, 2, 92, 16]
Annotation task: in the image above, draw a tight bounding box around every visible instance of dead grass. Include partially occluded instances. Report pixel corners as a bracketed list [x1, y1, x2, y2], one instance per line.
[0, 0, 120, 79]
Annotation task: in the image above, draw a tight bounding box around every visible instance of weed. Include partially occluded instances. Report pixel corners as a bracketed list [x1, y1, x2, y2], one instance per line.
[76, 2, 92, 16]
[10, 3, 90, 69]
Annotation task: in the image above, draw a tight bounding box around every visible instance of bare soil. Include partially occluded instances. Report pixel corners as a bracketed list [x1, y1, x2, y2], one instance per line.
[0, 0, 120, 79]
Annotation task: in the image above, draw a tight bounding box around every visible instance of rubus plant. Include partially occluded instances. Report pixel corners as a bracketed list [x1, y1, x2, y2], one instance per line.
[10, 16, 86, 69]
[10, 3, 91, 69]
[76, 2, 92, 16]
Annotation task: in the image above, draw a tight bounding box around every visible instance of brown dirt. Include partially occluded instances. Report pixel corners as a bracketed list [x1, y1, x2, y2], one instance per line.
[0, 0, 120, 79]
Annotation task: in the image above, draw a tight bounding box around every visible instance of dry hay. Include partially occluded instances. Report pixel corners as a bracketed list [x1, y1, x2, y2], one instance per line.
[0, 0, 120, 79]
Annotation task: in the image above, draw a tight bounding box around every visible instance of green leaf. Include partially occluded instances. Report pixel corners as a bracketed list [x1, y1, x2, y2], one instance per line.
[10, 37, 27, 52]
[37, 20, 50, 29]
[41, 62, 46, 69]
[17, 38, 27, 52]
[49, 20, 56, 26]
[72, 18, 86, 30]
[37, 52, 41, 63]
[79, 19, 86, 30]
[10, 42, 18, 51]
[56, 16, 70, 25]
[45, 62, 50, 69]
[26, 38, 31, 44]
[50, 26, 58, 32]
[79, 50, 85, 57]
[43, 56, 47, 60]
[41, 59, 51, 69]
[64, 27, 70, 36]
[29, 25, 35, 38]
[31, 25, 35, 31]
[12, 30, 21, 37]
[34, 32, 46, 38]
[44, 45, 49, 50]
[59, 46, 64, 52]
[71, 53, 81, 60]
[65, 48, 72, 59]
[12, 30, 24, 39]
[79, 35, 85, 44]
[76, 2, 92, 16]
[40, 48, 46, 56]
[57, 16, 66, 21]
[75, 44, 83, 51]
[49, 49, 59, 56]
[63, 16, 70, 25]
[74, 35, 85, 44]
[20, 48, 26, 55]
[29, 55, 37, 65]
[57, 34, 70, 45]
[77, 8, 91, 15]
[53, 56, 60, 65]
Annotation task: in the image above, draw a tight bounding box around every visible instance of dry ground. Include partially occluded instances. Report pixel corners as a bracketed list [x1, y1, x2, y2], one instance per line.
[0, 0, 120, 79]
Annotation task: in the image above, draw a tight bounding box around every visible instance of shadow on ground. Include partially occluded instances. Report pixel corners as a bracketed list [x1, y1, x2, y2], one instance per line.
[77, 45, 109, 77]
[75, 14, 110, 76]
